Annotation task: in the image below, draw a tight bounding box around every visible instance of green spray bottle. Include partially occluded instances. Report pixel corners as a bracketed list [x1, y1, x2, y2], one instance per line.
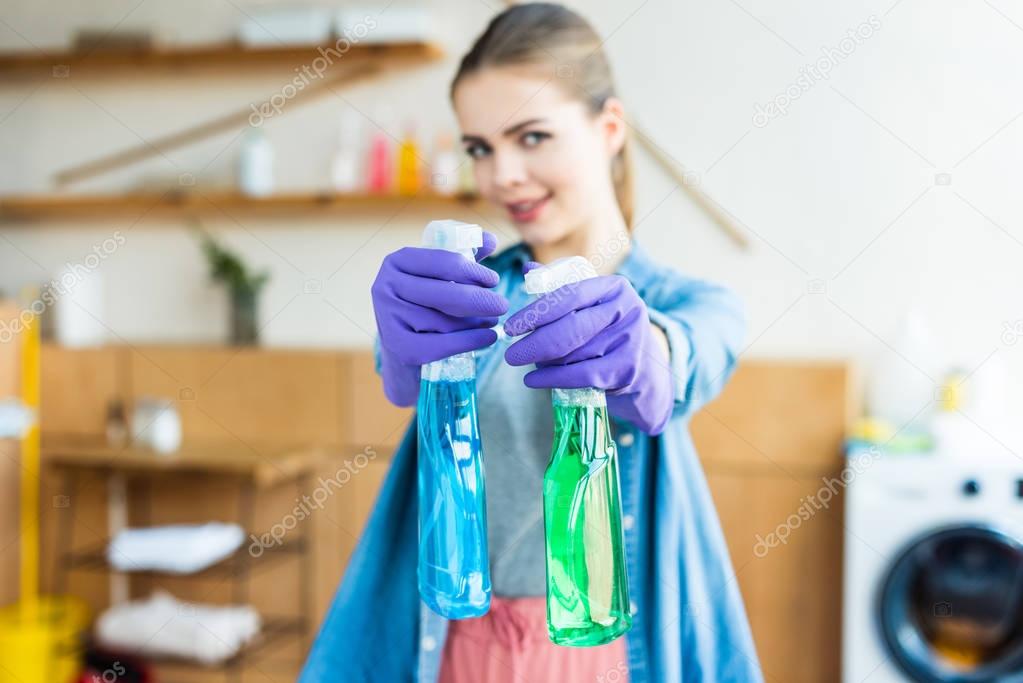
[523, 257, 632, 647]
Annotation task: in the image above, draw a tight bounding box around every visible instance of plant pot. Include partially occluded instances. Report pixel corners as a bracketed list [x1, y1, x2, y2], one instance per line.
[230, 287, 260, 345]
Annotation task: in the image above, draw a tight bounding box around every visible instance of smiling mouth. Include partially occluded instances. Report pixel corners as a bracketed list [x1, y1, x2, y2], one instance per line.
[505, 193, 552, 223]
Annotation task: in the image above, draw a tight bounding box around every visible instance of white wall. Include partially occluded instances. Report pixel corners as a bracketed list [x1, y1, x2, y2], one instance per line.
[2, 1, 1023, 429]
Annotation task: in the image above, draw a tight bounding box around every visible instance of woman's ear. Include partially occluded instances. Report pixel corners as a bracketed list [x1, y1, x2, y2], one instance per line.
[599, 97, 628, 158]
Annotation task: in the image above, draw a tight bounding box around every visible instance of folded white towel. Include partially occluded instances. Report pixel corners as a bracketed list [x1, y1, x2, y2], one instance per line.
[107, 522, 245, 574]
[96, 591, 261, 665]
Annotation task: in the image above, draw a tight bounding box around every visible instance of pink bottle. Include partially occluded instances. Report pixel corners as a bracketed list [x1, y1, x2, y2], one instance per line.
[367, 129, 393, 193]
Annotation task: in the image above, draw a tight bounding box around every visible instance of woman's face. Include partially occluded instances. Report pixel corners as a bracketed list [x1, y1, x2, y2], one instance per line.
[453, 66, 625, 246]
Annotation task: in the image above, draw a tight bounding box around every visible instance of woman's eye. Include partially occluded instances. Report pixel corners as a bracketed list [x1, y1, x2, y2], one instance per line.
[464, 143, 491, 159]
[521, 131, 550, 148]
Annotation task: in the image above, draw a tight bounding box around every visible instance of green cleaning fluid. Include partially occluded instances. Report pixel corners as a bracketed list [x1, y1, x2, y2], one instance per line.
[524, 257, 632, 647]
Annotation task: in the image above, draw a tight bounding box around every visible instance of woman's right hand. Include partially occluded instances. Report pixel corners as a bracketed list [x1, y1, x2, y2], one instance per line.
[371, 231, 508, 406]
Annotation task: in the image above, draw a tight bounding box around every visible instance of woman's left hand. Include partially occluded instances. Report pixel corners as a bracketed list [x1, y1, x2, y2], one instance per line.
[504, 270, 675, 435]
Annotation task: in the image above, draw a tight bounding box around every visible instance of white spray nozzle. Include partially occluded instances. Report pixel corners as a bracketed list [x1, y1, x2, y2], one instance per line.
[422, 220, 483, 260]
[523, 256, 598, 295]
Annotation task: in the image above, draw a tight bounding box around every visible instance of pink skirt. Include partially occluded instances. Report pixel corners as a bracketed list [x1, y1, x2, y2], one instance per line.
[438, 596, 630, 683]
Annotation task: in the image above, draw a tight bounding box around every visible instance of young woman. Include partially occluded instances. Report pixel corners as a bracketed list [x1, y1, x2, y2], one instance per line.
[300, 4, 761, 682]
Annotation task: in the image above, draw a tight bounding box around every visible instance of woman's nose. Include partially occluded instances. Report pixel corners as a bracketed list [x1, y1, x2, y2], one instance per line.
[491, 150, 528, 189]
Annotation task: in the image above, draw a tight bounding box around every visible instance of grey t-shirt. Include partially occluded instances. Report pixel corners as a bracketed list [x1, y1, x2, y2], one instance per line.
[478, 335, 553, 597]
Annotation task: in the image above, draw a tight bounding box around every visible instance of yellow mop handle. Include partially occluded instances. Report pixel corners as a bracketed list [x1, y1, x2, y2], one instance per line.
[20, 298, 40, 610]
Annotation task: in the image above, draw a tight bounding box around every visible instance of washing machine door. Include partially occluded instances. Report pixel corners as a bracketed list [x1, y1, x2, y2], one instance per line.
[878, 525, 1023, 682]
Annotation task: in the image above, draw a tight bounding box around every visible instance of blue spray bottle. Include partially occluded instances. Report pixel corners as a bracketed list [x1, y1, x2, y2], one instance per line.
[417, 220, 492, 619]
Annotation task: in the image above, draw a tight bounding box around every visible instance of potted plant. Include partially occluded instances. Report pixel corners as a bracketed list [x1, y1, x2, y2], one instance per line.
[198, 231, 269, 345]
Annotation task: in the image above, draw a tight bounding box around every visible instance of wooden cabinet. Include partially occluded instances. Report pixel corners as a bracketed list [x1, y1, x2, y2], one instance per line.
[125, 345, 346, 445]
[0, 439, 19, 606]
[0, 302, 23, 606]
[37, 345, 854, 681]
[692, 361, 856, 683]
[39, 345, 122, 438]
[345, 350, 413, 448]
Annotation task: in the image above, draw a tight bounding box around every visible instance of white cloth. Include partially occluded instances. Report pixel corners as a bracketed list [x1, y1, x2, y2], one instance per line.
[0, 399, 33, 438]
[107, 523, 245, 574]
[96, 591, 261, 664]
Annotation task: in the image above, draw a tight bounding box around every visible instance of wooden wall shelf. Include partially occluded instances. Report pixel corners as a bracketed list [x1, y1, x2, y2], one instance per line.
[0, 40, 444, 75]
[0, 190, 482, 222]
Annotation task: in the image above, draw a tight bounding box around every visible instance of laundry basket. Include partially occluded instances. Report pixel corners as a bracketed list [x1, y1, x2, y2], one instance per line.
[0, 596, 89, 683]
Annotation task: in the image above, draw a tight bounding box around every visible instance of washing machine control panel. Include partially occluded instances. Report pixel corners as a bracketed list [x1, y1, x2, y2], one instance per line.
[954, 474, 1023, 503]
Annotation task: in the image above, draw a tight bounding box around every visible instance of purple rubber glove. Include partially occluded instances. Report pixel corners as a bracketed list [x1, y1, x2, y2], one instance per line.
[372, 231, 508, 406]
[504, 267, 675, 435]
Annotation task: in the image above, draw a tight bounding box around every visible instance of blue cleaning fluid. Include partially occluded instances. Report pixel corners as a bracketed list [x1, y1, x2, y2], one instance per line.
[416, 220, 492, 619]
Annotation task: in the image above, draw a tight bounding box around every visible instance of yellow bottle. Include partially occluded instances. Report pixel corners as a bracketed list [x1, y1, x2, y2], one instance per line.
[397, 124, 421, 196]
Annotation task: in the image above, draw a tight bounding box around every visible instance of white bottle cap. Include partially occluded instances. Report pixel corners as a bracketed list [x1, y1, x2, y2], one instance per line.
[523, 256, 598, 295]
[422, 220, 483, 260]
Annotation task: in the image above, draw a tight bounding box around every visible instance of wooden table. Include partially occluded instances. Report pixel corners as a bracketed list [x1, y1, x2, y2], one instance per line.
[43, 438, 323, 488]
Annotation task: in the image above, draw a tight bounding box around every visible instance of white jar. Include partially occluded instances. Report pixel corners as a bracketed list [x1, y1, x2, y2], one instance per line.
[132, 398, 182, 454]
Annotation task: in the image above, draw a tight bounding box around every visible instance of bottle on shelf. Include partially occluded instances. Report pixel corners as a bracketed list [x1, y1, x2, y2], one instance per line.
[366, 108, 394, 194]
[329, 109, 363, 193]
[238, 127, 275, 197]
[105, 398, 128, 448]
[458, 149, 477, 196]
[430, 132, 460, 197]
[396, 122, 422, 196]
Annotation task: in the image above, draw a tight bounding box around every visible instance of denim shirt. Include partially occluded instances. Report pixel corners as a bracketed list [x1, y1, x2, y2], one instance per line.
[299, 242, 763, 683]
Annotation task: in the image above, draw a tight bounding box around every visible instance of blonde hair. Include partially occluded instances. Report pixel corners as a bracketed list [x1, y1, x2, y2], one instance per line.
[452, 2, 634, 229]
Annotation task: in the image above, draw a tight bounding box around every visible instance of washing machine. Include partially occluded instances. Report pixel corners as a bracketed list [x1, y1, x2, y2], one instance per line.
[843, 446, 1023, 682]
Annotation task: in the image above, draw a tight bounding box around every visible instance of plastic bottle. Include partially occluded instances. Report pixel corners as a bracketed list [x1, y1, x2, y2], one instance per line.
[238, 127, 274, 197]
[397, 123, 421, 196]
[523, 256, 632, 647]
[458, 152, 477, 196]
[866, 310, 940, 433]
[367, 110, 394, 194]
[416, 220, 491, 619]
[329, 110, 362, 193]
[430, 132, 460, 196]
